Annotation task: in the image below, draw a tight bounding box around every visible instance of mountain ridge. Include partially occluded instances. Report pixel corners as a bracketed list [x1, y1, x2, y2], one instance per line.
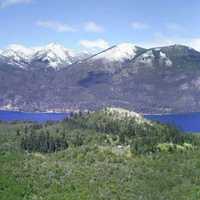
[1, 42, 200, 113]
[0, 43, 199, 70]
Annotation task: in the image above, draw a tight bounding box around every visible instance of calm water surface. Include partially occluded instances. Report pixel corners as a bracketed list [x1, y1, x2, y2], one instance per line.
[145, 112, 200, 132]
[0, 110, 69, 123]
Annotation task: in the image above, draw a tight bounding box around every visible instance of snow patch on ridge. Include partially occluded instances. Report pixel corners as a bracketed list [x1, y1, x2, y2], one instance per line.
[138, 50, 154, 65]
[93, 43, 138, 62]
[160, 52, 173, 67]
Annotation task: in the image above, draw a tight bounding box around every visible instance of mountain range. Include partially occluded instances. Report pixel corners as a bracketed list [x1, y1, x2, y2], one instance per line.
[1, 42, 200, 113]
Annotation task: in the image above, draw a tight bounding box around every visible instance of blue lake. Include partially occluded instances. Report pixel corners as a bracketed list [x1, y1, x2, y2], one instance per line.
[0, 110, 199, 132]
[144, 113, 200, 133]
[0, 110, 69, 123]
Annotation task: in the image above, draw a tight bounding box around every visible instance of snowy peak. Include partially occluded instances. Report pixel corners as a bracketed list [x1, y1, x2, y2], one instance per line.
[37, 43, 75, 60]
[5, 44, 33, 56]
[0, 43, 82, 69]
[0, 42, 199, 70]
[0, 44, 34, 68]
[32, 43, 76, 68]
[92, 43, 142, 62]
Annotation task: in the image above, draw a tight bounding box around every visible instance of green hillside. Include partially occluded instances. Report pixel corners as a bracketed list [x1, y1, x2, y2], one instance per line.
[1, 108, 200, 200]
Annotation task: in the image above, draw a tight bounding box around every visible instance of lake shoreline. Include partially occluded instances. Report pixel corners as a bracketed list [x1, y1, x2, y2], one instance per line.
[1, 109, 200, 116]
[0, 110, 199, 132]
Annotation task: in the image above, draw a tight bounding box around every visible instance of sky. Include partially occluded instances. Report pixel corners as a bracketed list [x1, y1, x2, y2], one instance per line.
[0, 0, 200, 51]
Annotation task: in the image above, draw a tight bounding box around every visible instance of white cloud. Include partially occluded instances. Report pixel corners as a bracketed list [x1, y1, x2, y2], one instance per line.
[0, 0, 32, 8]
[84, 21, 104, 33]
[131, 21, 149, 30]
[36, 20, 77, 33]
[79, 39, 109, 50]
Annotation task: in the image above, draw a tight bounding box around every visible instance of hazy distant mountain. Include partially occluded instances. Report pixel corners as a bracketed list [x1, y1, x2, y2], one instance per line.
[1, 43, 200, 113]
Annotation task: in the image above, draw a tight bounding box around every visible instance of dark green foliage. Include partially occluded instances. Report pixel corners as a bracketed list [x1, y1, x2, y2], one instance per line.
[21, 129, 68, 153]
[64, 110, 186, 154]
[19, 109, 197, 155]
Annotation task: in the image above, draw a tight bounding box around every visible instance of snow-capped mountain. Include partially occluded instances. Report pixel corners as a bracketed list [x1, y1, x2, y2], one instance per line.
[1, 42, 200, 114]
[31, 43, 77, 68]
[91, 43, 143, 62]
[2, 44, 33, 58]
[0, 42, 144, 69]
[0, 44, 34, 68]
[133, 49, 173, 68]
[0, 43, 199, 71]
[0, 43, 89, 69]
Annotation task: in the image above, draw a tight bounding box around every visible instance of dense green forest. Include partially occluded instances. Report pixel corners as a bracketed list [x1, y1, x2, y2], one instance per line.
[1, 108, 200, 200]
